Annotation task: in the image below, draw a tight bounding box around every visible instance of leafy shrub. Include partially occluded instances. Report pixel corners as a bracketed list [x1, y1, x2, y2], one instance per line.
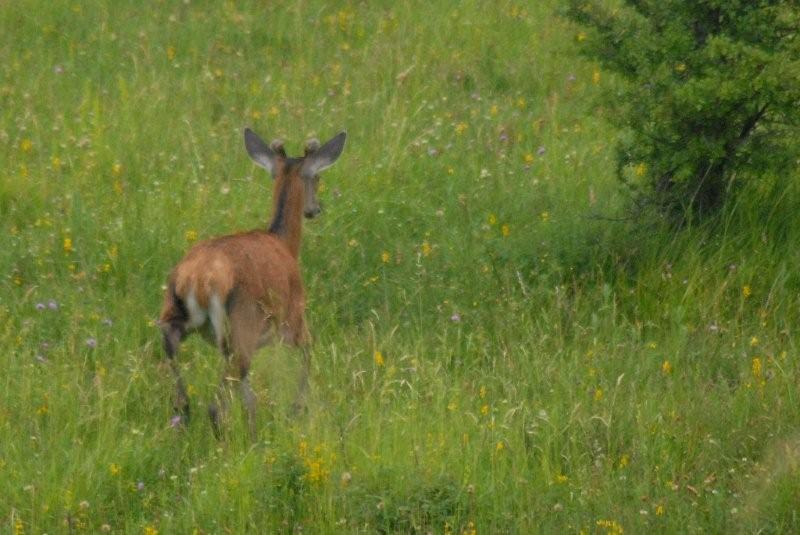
[566, 1, 800, 221]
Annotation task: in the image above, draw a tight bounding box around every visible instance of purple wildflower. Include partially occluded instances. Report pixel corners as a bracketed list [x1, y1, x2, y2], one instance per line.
[85, 337, 97, 349]
[137, 481, 145, 492]
[47, 300, 59, 311]
[35, 303, 46, 311]
[537, 146, 546, 156]
[170, 415, 182, 428]
[450, 313, 462, 323]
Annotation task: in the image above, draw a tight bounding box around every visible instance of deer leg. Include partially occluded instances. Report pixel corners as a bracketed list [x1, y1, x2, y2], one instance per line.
[291, 346, 311, 416]
[162, 322, 190, 424]
[288, 311, 312, 416]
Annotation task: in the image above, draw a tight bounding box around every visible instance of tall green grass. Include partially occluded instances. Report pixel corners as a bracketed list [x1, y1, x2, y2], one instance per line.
[2, 0, 800, 532]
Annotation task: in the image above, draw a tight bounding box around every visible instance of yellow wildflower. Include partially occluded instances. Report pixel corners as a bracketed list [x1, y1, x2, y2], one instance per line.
[555, 474, 568, 484]
[742, 285, 752, 298]
[618, 454, 629, 468]
[661, 360, 672, 375]
[421, 241, 431, 257]
[144, 526, 158, 535]
[374, 351, 385, 367]
[109, 463, 121, 476]
[675, 63, 686, 73]
[634, 163, 647, 177]
[20, 139, 33, 152]
[166, 45, 176, 60]
[592, 69, 601, 85]
[501, 224, 510, 237]
[524, 153, 534, 164]
[455, 122, 468, 135]
[594, 388, 604, 401]
[51, 156, 62, 170]
[112, 163, 123, 176]
[480, 404, 489, 415]
[752, 357, 762, 379]
[576, 31, 587, 42]
[750, 336, 759, 347]
[540, 211, 550, 222]
[487, 213, 497, 225]
[63, 237, 73, 253]
[380, 251, 391, 264]
[655, 504, 665, 516]
[495, 441, 504, 452]
[185, 229, 198, 242]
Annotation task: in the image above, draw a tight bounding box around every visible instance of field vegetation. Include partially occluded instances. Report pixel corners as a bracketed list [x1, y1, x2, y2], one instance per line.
[2, 0, 800, 532]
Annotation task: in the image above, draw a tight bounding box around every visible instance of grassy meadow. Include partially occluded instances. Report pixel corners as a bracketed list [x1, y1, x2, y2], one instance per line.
[3, 0, 800, 532]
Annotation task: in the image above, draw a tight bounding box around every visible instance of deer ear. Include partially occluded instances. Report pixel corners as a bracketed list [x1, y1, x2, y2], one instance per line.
[303, 131, 346, 177]
[244, 128, 278, 175]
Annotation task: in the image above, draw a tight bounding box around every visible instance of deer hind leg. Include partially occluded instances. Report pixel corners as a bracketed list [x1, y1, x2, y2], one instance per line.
[208, 292, 262, 440]
[160, 287, 190, 425]
[286, 305, 311, 416]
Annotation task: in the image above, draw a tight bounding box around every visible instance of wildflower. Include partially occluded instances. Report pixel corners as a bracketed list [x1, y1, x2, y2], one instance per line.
[109, 463, 121, 476]
[489, 104, 498, 115]
[340, 471, 352, 486]
[447, 401, 457, 411]
[576, 31, 587, 42]
[675, 63, 687, 73]
[268, 106, 279, 117]
[101, 525, 111, 532]
[185, 229, 198, 242]
[537, 146, 546, 156]
[35, 303, 46, 311]
[63, 237, 73, 253]
[480, 404, 489, 415]
[592, 69, 601, 85]
[524, 153, 534, 164]
[48, 300, 58, 311]
[516, 97, 526, 109]
[540, 211, 550, 222]
[373, 351, 385, 367]
[455, 122, 468, 135]
[144, 526, 158, 535]
[51, 156, 62, 170]
[86, 337, 97, 349]
[479, 386, 487, 399]
[112, 163, 123, 176]
[750, 336, 759, 347]
[618, 454, 629, 468]
[752, 357, 762, 379]
[634, 163, 647, 177]
[594, 388, 604, 401]
[487, 213, 497, 225]
[501, 224, 510, 237]
[170, 415, 182, 428]
[742, 285, 752, 298]
[347, 238, 358, 247]
[495, 441, 505, 452]
[20, 139, 33, 152]
[596, 519, 624, 534]
[655, 504, 665, 516]
[166, 45, 176, 60]
[137, 481, 145, 491]
[661, 360, 672, 375]
[450, 313, 461, 322]
[555, 474, 568, 484]
[421, 240, 431, 257]
[380, 251, 391, 264]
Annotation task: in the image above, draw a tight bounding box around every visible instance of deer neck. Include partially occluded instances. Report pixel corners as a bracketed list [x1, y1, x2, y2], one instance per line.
[267, 173, 304, 258]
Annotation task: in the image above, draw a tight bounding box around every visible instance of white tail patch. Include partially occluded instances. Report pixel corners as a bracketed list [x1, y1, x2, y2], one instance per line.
[185, 290, 207, 329]
[208, 293, 226, 348]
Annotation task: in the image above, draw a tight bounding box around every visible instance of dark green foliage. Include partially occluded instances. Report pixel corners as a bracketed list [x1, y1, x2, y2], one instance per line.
[566, 0, 800, 220]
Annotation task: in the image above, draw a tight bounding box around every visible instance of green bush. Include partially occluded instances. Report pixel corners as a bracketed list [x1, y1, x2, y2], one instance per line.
[566, 1, 800, 221]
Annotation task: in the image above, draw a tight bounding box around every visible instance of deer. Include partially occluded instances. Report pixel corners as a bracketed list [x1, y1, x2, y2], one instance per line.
[158, 127, 346, 438]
